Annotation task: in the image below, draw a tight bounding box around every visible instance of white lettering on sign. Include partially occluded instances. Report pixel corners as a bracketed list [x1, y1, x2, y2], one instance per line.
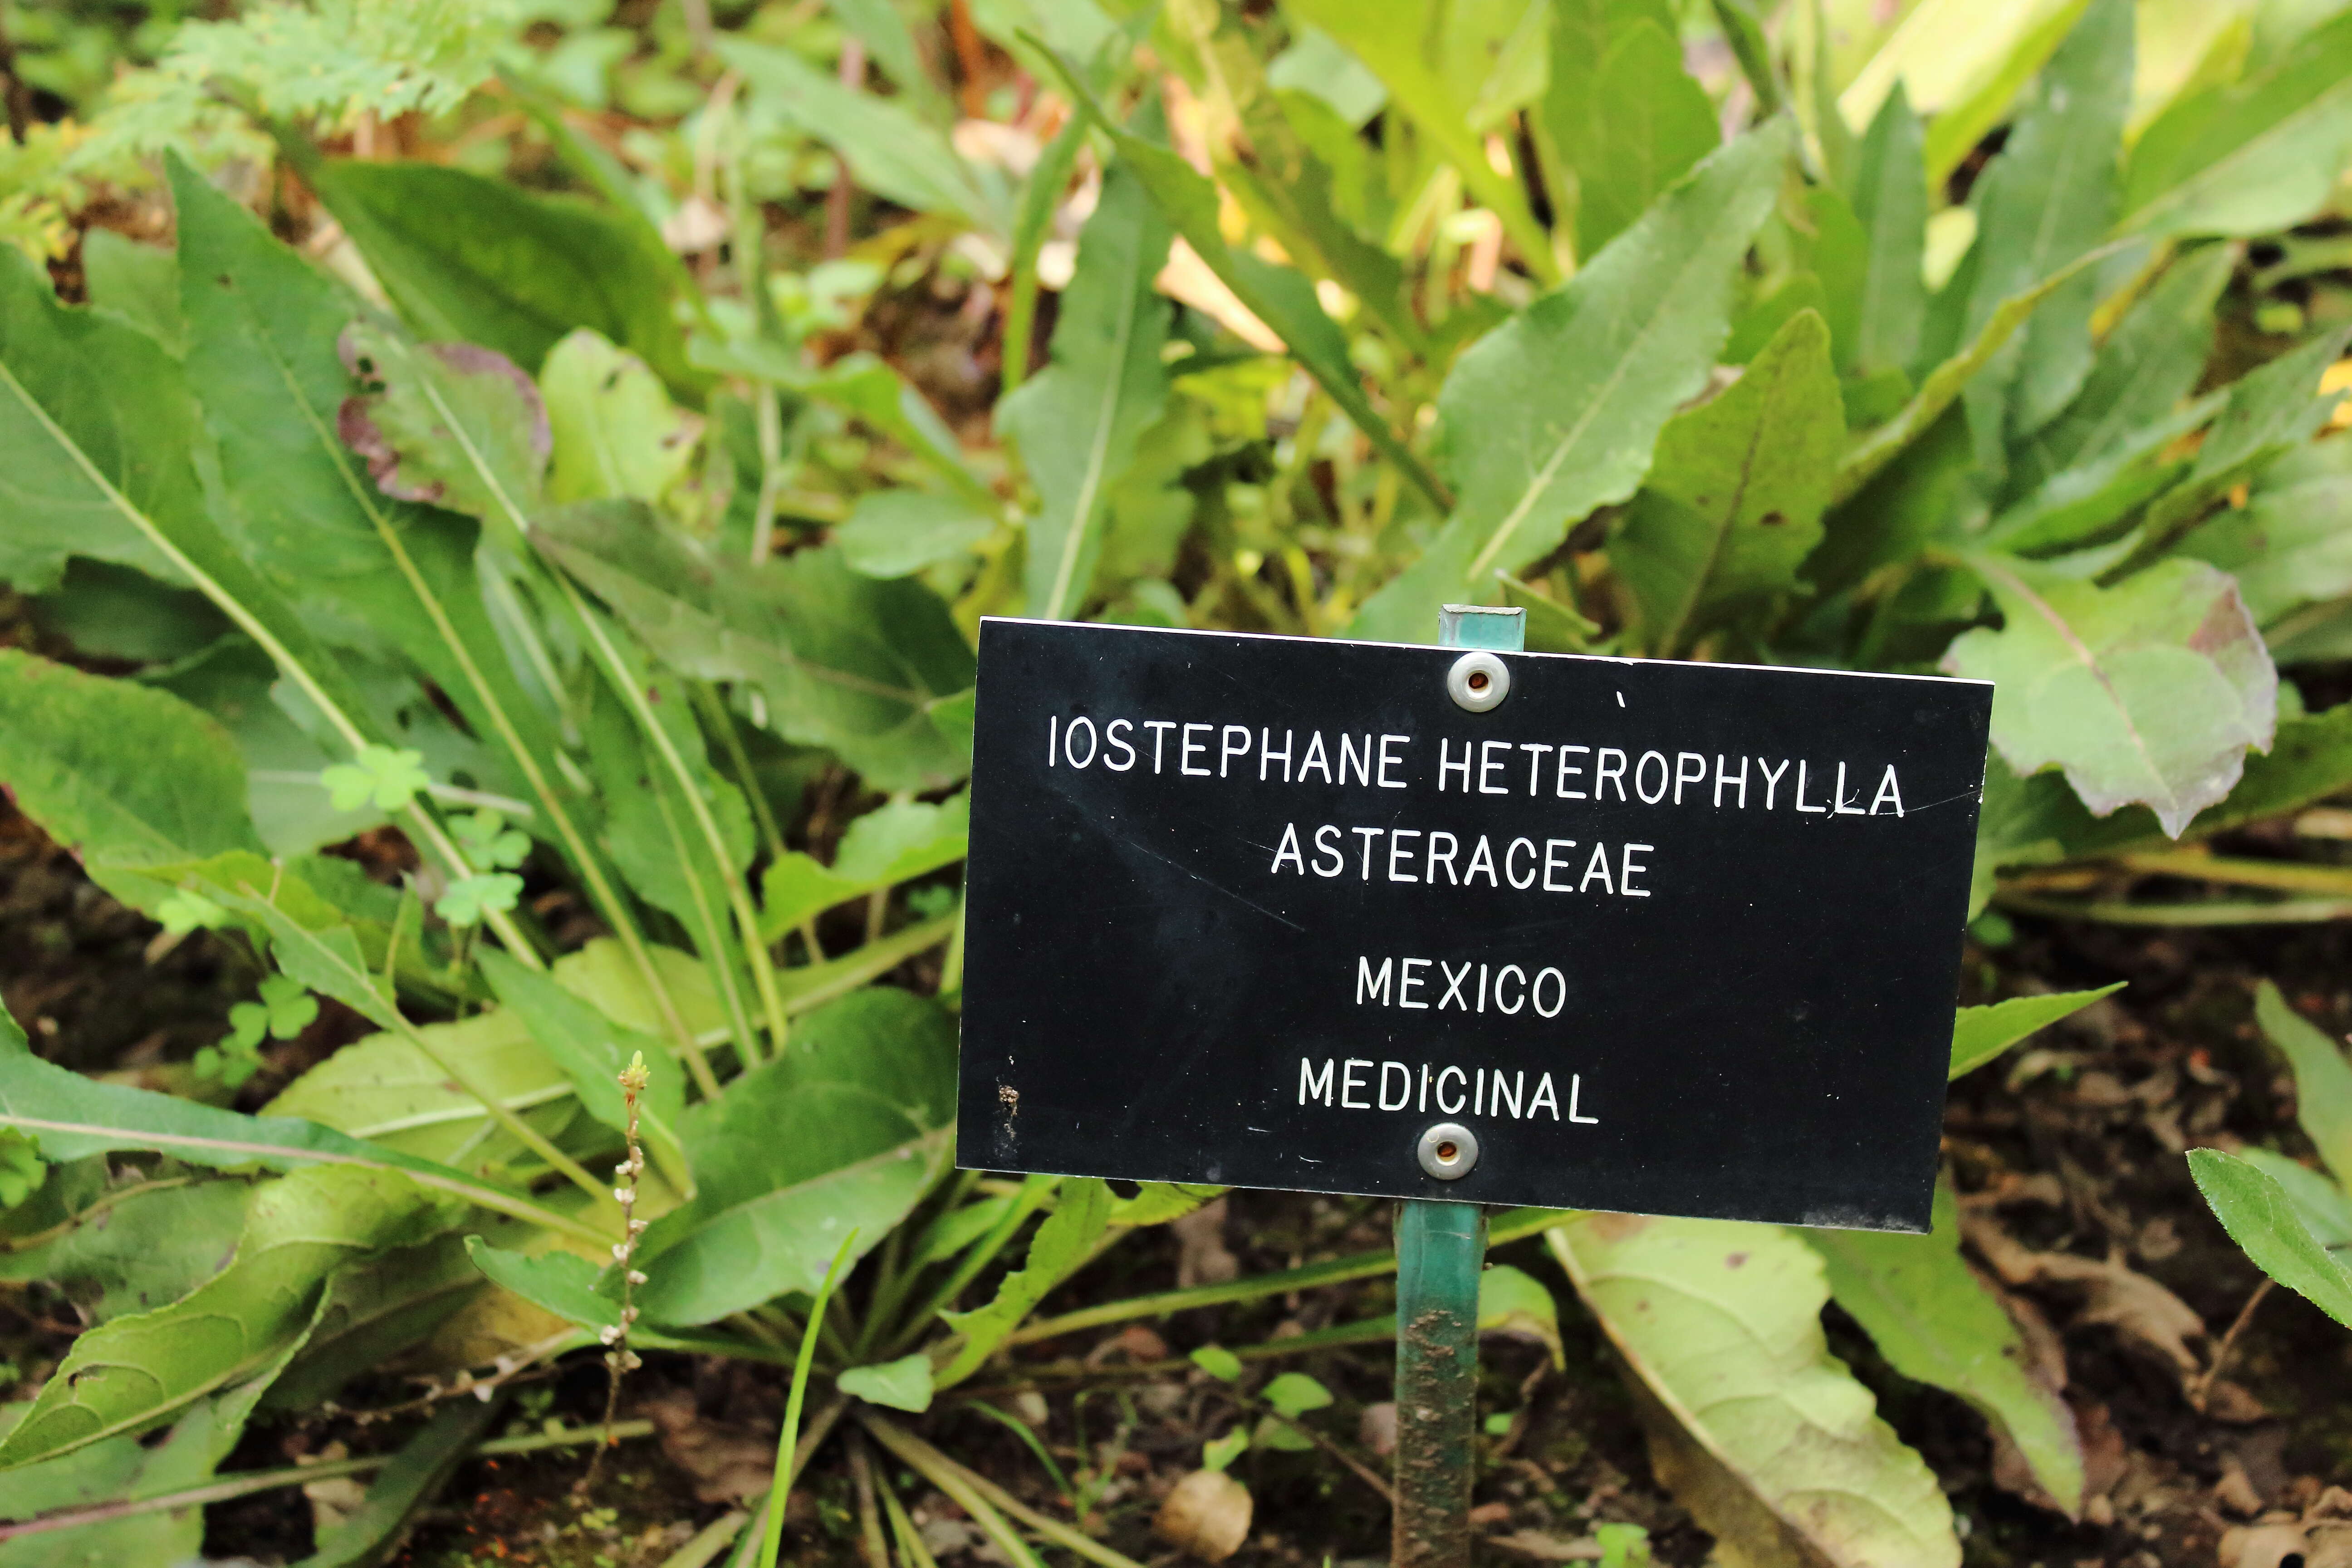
[1273, 828, 1655, 898]
[1355, 955, 1569, 1017]
[1295, 1054, 1592, 1125]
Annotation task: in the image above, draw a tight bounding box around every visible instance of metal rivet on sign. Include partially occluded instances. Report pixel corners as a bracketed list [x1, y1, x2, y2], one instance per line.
[1416, 1121, 1479, 1180]
[1446, 652, 1509, 713]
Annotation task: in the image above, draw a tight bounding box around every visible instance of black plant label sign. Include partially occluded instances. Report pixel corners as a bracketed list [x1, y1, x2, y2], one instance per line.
[956, 620, 1992, 1231]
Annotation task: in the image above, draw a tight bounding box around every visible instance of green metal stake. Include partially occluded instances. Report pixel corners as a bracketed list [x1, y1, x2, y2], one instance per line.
[1392, 603, 1519, 1568]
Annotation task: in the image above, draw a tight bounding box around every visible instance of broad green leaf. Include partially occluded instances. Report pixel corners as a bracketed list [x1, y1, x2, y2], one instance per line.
[303, 155, 696, 392]
[1960, 0, 2131, 468]
[1945, 556, 2275, 837]
[629, 989, 956, 1326]
[463, 1236, 619, 1332]
[1279, 0, 1555, 279]
[718, 38, 1007, 236]
[1847, 84, 1927, 381]
[2012, 245, 2231, 486]
[263, 1006, 568, 1168]
[1838, 0, 2090, 181]
[1917, 0, 2097, 189]
[1612, 309, 1845, 656]
[837, 491, 997, 578]
[1540, 6, 1718, 260]
[0, 1174, 255, 1324]
[1548, 1214, 1960, 1568]
[2235, 1147, 2352, 1252]
[1477, 1264, 1563, 1369]
[2183, 432, 2352, 624]
[1950, 984, 2125, 1078]
[1979, 402, 2206, 555]
[2189, 1148, 2352, 1329]
[81, 228, 182, 356]
[478, 948, 687, 1180]
[549, 937, 731, 1044]
[0, 1164, 453, 1469]
[0, 650, 263, 901]
[541, 328, 696, 505]
[339, 322, 548, 535]
[147, 643, 382, 858]
[28, 558, 227, 664]
[2255, 980, 2352, 1188]
[758, 793, 970, 940]
[838, 1352, 935, 1412]
[1352, 124, 1789, 642]
[534, 504, 975, 793]
[1808, 1184, 2083, 1515]
[1042, 76, 1447, 512]
[1000, 160, 1172, 621]
[938, 1177, 1114, 1386]
[264, 1229, 495, 1414]
[1191, 1343, 1244, 1381]
[2122, 11, 2352, 238]
[300, 1397, 501, 1568]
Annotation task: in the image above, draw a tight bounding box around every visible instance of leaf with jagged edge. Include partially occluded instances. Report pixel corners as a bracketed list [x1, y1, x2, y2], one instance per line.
[1945, 555, 2276, 838]
[1807, 1183, 2084, 1517]
[0, 1164, 457, 1470]
[1351, 123, 1789, 643]
[2190, 1148, 2352, 1330]
[1540, 2, 1718, 260]
[1847, 83, 1926, 382]
[1548, 1212, 1960, 1568]
[938, 1177, 1115, 1387]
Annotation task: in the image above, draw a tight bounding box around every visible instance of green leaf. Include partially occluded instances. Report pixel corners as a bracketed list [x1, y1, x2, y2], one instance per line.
[717, 38, 1007, 236]
[837, 491, 997, 579]
[1260, 1372, 1333, 1418]
[938, 1177, 1115, 1387]
[757, 794, 969, 941]
[1201, 1427, 1249, 1471]
[477, 947, 690, 1188]
[0, 649, 263, 899]
[1107, 1181, 1226, 1226]
[1548, 1214, 1960, 1568]
[1000, 159, 1172, 621]
[1960, 0, 2132, 467]
[630, 988, 957, 1326]
[1540, 5, 1718, 260]
[1612, 309, 1845, 656]
[838, 1353, 936, 1412]
[303, 156, 696, 392]
[0, 1164, 452, 1470]
[1351, 123, 1789, 642]
[1847, 83, 1927, 381]
[0, 1175, 255, 1325]
[338, 322, 548, 534]
[463, 1236, 619, 1332]
[320, 744, 431, 813]
[533, 504, 974, 794]
[1950, 984, 2125, 1079]
[700, 342, 996, 513]
[264, 1229, 495, 1414]
[2254, 980, 2352, 1188]
[1478, 1264, 1565, 1367]
[1914, 0, 2096, 191]
[2188, 1147, 2352, 1329]
[2182, 431, 2352, 625]
[2235, 1147, 2352, 1252]
[299, 1397, 502, 1568]
[1041, 74, 1449, 514]
[261, 1009, 568, 1170]
[1279, 0, 1556, 282]
[81, 228, 183, 356]
[1808, 1183, 2083, 1514]
[2122, 10, 2352, 239]
[1945, 555, 2276, 838]
[1190, 1343, 1244, 1381]
[541, 328, 696, 505]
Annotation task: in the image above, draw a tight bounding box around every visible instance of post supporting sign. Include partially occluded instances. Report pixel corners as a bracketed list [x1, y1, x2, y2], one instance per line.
[956, 608, 1991, 1560]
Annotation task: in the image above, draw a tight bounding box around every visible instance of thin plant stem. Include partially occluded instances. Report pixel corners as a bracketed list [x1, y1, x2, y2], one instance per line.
[661, 1511, 750, 1568]
[694, 680, 789, 865]
[859, 1411, 1154, 1568]
[849, 1432, 892, 1568]
[886, 1173, 1057, 1354]
[586, 1053, 654, 1490]
[2193, 1277, 2274, 1412]
[760, 1233, 862, 1568]
[877, 1459, 942, 1568]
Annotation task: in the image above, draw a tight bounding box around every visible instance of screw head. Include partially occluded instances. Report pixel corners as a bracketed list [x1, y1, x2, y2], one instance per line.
[1446, 651, 1510, 713]
[1416, 1121, 1480, 1180]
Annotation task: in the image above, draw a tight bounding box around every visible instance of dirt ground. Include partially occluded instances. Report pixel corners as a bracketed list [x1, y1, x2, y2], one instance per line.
[5, 787, 2352, 1568]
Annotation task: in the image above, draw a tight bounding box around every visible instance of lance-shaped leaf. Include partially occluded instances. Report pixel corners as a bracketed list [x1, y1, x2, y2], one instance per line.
[1041, 65, 1449, 512]
[1612, 309, 1844, 656]
[478, 948, 686, 1174]
[0, 1176, 255, 1327]
[1945, 555, 2276, 837]
[1950, 984, 2124, 1079]
[629, 988, 956, 1326]
[0, 650, 262, 906]
[999, 159, 1171, 622]
[2253, 980, 2352, 1187]
[1848, 83, 1927, 381]
[1540, 3, 1718, 260]
[1547, 1213, 1960, 1568]
[1959, 0, 2131, 466]
[534, 501, 974, 792]
[300, 1397, 503, 1568]
[1351, 123, 1788, 643]
[1807, 1185, 2084, 1516]
[2189, 1148, 2352, 1330]
[759, 793, 970, 941]
[464, 1237, 619, 1333]
[302, 155, 697, 393]
[2122, 11, 2352, 240]
[0, 1164, 455, 1470]
[338, 322, 549, 537]
[2183, 431, 2352, 625]
[937, 1177, 1115, 1387]
[717, 38, 1007, 236]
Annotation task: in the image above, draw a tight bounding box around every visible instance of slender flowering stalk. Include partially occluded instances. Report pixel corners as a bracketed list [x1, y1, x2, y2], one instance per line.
[585, 1050, 652, 1491]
